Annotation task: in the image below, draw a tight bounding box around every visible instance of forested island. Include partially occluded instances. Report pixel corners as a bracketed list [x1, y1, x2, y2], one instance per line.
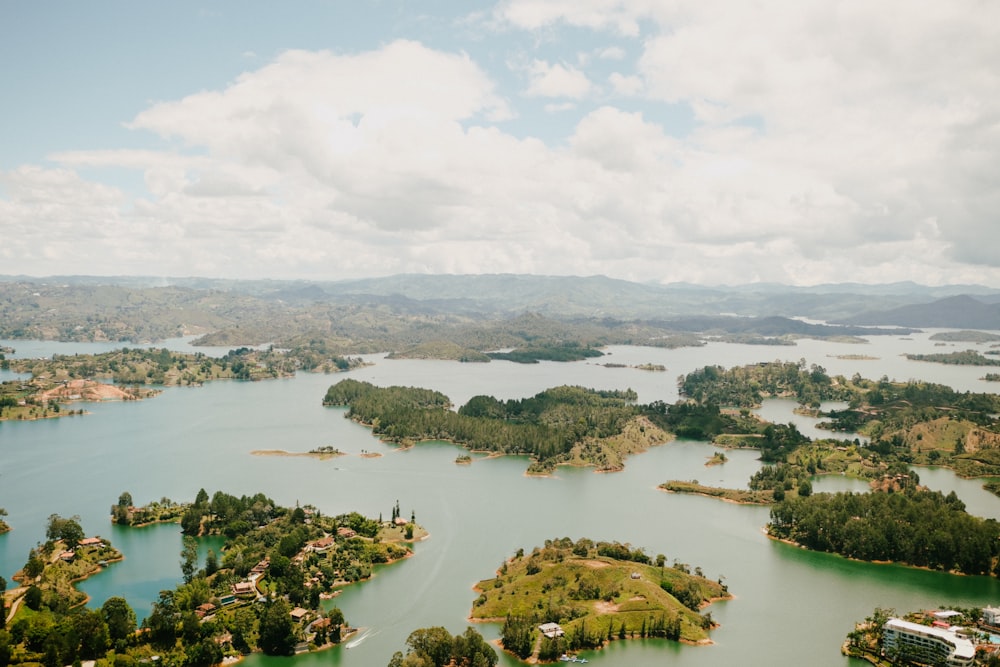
[929, 330, 1000, 343]
[322, 380, 668, 474]
[469, 537, 730, 662]
[905, 350, 1000, 366]
[1, 492, 424, 667]
[768, 489, 1000, 575]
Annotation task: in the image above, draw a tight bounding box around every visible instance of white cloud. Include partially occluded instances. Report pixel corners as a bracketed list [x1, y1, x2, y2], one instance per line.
[493, 0, 651, 35]
[524, 60, 594, 99]
[608, 72, 642, 96]
[4, 6, 1000, 286]
[597, 46, 626, 60]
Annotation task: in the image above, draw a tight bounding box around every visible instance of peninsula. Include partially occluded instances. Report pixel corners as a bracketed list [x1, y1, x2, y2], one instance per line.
[2, 491, 426, 667]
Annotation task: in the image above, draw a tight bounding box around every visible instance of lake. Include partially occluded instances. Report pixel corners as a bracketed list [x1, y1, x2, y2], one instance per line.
[2, 330, 999, 666]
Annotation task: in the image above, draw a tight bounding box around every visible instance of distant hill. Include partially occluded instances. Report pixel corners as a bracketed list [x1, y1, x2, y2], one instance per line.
[836, 295, 1000, 329]
[1, 274, 998, 347]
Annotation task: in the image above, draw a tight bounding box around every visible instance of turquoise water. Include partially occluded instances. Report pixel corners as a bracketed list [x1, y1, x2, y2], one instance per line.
[1, 333, 999, 666]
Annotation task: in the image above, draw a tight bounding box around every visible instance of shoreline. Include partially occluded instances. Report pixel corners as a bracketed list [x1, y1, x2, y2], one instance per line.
[251, 449, 348, 460]
[763, 529, 979, 576]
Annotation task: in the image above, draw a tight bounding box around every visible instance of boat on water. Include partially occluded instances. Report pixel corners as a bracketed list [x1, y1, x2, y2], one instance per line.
[559, 655, 588, 663]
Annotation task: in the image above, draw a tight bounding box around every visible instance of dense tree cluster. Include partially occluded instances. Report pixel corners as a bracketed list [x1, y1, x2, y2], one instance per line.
[486, 343, 603, 363]
[769, 489, 1000, 575]
[387, 627, 497, 667]
[905, 349, 1000, 366]
[179, 489, 279, 538]
[679, 361, 855, 408]
[324, 381, 641, 470]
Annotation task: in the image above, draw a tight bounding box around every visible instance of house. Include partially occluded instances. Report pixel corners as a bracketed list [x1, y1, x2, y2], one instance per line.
[983, 607, 1000, 628]
[59, 550, 75, 562]
[337, 527, 357, 538]
[232, 581, 256, 596]
[195, 603, 217, 619]
[394, 517, 408, 526]
[250, 558, 270, 575]
[539, 623, 565, 639]
[78, 537, 104, 548]
[309, 536, 335, 553]
[290, 607, 309, 623]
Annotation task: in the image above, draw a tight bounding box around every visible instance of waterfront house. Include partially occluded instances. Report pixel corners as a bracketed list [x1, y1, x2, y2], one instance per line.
[983, 606, 1000, 628]
[539, 623, 565, 639]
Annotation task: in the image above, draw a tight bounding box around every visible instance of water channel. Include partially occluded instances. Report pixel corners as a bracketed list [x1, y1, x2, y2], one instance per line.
[2, 331, 1000, 666]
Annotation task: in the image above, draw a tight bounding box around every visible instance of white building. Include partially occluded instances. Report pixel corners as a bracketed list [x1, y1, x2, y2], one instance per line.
[539, 622, 564, 639]
[983, 606, 1000, 628]
[882, 618, 974, 667]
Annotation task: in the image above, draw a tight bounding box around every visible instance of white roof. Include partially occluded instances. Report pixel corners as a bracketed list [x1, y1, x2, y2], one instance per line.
[885, 618, 975, 660]
[933, 610, 962, 618]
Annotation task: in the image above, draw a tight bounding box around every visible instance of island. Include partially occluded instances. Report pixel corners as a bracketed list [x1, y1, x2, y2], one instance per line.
[905, 350, 1000, 366]
[469, 537, 730, 662]
[929, 330, 1000, 343]
[768, 488, 1000, 576]
[322, 380, 670, 474]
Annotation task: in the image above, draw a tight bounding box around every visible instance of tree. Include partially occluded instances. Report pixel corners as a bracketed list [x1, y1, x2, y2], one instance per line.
[23, 550, 44, 579]
[23, 586, 42, 611]
[74, 609, 110, 659]
[117, 491, 133, 508]
[258, 598, 296, 656]
[102, 596, 137, 643]
[451, 627, 497, 667]
[180, 536, 198, 584]
[405, 627, 453, 667]
[46, 514, 84, 549]
[144, 590, 180, 648]
[204, 550, 219, 577]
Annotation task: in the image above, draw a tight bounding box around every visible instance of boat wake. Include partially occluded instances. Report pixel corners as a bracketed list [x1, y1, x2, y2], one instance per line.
[346, 628, 376, 649]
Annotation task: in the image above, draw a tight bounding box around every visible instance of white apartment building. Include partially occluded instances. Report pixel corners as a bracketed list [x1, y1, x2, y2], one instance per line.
[882, 618, 975, 667]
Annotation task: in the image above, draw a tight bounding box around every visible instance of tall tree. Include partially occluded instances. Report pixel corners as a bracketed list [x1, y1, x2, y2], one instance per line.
[102, 596, 137, 643]
[258, 598, 296, 656]
[180, 536, 198, 584]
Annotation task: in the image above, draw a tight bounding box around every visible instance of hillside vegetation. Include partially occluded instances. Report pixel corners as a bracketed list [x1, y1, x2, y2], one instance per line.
[471, 537, 730, 661]
[323, 380, 665, 473]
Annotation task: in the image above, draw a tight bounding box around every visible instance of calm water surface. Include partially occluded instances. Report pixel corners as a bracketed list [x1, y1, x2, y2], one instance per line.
[2, 332, 1000, 666]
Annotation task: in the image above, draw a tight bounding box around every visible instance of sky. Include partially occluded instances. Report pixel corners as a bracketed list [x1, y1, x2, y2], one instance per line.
[1, 1, 998, 287]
